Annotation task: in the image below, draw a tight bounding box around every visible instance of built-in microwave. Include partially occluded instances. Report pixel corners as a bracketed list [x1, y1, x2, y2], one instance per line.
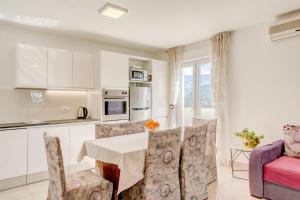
[130, 68, 148, 81]
[102, 89, 129, 122]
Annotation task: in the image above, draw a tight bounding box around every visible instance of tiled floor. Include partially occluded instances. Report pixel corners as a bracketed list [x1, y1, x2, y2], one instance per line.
[0, 165, 258, 200]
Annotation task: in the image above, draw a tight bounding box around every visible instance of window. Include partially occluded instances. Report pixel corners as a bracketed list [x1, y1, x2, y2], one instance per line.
[182, 65, 194, 126]
[181, 58, 215, 126]
[198, 62, 215, 119]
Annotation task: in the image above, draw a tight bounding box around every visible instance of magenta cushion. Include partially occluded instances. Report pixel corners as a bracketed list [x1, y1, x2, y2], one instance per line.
[263, 156, 300, 191]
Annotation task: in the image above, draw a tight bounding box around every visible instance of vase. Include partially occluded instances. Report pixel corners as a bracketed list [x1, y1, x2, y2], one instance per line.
[146, 127, 159, 132]
[242, 139, 260, 148]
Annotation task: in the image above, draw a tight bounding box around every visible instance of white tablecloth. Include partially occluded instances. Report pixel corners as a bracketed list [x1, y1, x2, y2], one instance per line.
[77, 132, 149, 194]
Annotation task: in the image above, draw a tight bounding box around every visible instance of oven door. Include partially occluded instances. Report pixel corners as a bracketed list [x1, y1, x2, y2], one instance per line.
[102, 98, 129, 122]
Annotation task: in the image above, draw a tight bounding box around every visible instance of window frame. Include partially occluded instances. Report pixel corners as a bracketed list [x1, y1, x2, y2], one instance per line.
[181, 57, 213, 124]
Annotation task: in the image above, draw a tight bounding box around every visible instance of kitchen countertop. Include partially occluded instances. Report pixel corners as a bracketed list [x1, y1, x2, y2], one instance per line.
[0, 118, 101, 130]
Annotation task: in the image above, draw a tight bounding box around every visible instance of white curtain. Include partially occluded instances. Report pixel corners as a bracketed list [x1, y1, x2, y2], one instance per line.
[211, 32, 231, 165]
[168, 47, 183, 128]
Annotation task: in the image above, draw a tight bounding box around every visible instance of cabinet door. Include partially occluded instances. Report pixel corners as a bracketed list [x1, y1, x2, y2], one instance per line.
[48, 48, 73, 88]
[17, 44, 47, 88]
[100, 51, 129, 89]
[152, 60, 169, 118]
[28, 126, 70, 174]
[73, 52, 94, 89]
[0, 129, 27, 180]
[69, 124, 95, 169]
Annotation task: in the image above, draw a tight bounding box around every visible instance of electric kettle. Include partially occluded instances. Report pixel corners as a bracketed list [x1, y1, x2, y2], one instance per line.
[77, 107, 88, 119]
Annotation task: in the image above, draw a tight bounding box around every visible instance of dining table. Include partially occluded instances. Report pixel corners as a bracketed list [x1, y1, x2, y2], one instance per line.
[77, 129, 215, 200]
[77, 132, 149, 200]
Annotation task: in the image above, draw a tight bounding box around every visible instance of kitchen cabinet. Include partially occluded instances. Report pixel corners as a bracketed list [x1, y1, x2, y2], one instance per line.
[0, 121, 97, 189]
[48, 48, 73, 89]
[16, 44, 47, 88]
[73, 52, 94, 89]
[0, 129, 27, 180]
[69, 123, 95, 171]
[27, 125, 70, 174]
[152, 60, 169, 128]
[100, 51, 129, 89]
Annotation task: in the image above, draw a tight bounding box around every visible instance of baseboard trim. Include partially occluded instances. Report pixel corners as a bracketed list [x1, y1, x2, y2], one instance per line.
[0, 176, 27, 191]
[27, 171, 49, 184]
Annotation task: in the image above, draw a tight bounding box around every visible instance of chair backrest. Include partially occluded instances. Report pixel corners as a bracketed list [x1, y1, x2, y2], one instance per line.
[193, 118, 217, 141]
[193, 118, 217, 184]
[43, 133, 66, 200]
[143, 128, 182, 200]
[180, 125, 207, 200]
[95, 120, 146, 139]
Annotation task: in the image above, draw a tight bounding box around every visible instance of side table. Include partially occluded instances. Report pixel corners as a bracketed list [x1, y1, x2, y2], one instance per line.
[230, 146, 252, 180]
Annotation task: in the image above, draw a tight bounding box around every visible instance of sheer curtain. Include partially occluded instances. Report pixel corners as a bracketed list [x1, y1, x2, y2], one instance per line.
[168, 47, 183, 128]
[211, 32, 231, 165]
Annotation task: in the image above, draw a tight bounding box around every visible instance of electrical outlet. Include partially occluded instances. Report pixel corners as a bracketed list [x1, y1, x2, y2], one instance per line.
[61, 106, 70, 113]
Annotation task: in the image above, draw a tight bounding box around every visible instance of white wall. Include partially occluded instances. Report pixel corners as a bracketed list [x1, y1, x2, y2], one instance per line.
[0, 22, 164, 123]
[229, 23, 300, 146]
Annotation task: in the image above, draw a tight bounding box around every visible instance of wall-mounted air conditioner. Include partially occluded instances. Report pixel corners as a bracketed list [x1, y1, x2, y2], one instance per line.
[269, 18, 300, 41]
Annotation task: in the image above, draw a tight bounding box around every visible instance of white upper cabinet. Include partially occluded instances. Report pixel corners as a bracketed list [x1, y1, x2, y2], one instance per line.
[100, 51, 129, 89]
[73, 52, 94, 89]
[16, 44, 94, 90]
[152, 60, 169, 118]
[48, 48, 73, 89]
[0, 129, 27, 180]
[17, 44, 47, 89]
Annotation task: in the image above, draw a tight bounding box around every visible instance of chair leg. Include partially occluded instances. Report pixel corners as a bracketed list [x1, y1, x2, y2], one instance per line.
[96, 160, 120, 200]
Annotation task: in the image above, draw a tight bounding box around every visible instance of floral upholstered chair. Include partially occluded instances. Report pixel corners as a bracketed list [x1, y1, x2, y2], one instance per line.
[43, 133, 113, 200]
[95, 120, 146, 139]
[193, 118, 217, 184]
[122, 128, 182, 200]
[180, 125, 208, 200]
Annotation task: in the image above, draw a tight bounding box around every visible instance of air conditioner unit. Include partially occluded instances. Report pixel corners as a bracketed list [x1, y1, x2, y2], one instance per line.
[269, 18, 300, 41]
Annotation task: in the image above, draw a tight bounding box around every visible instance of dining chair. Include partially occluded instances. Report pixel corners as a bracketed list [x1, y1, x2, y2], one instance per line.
[122, 127, 182, 200]
[193, 118, 217, 184]
[180, 125, 208, 200]
[43, 133, 113, 200]
[95, 120, 147, 139]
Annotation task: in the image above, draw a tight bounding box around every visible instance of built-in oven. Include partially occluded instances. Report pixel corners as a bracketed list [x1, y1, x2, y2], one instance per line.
[102, 89, 129, 122]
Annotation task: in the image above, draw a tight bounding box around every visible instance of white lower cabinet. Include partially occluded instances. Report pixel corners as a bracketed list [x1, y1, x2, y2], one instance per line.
[0, 129, 27, 181]
[69, 124, 95, 172]
[27, 123, 96, 183]
[28, 125, 70, 175]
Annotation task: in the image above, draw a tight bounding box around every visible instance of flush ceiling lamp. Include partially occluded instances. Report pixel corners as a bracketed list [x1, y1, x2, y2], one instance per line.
[99, 3, 128, 19]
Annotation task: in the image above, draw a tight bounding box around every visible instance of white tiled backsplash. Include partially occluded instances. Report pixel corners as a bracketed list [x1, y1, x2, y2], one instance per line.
[0, 89, 88, 123]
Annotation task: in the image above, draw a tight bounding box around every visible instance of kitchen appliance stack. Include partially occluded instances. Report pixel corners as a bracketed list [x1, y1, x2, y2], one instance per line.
[101, 60, 152, 123]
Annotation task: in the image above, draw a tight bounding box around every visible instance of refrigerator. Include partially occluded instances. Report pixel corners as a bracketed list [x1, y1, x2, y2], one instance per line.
[129, 87, 151, 122]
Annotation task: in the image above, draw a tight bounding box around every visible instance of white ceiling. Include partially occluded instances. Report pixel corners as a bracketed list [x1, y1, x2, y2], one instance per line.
[0, 0, 300, 50]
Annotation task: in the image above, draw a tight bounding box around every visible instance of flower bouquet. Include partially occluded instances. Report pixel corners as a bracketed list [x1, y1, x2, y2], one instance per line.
[144, 119, 160, 131]
[235, 128, 264, 148]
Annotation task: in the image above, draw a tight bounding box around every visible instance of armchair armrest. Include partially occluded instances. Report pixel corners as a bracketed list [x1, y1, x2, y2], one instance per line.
[249, 140, 284, 198]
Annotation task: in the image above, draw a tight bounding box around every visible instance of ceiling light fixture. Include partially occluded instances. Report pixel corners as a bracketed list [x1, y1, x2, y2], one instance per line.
[98, 3, 128, 19]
